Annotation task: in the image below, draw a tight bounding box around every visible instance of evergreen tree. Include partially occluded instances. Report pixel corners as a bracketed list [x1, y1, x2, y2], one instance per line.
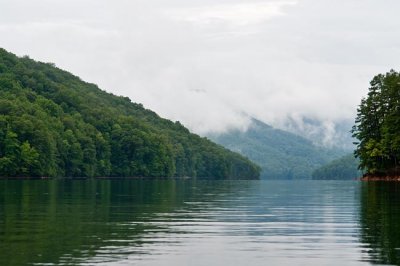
[353, 70, 400, 175]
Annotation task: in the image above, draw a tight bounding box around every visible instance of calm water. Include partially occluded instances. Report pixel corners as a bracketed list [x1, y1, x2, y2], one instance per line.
[0, 180, 400, 266]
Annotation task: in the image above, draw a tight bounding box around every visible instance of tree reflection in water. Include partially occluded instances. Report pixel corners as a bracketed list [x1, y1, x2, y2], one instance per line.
[360, 182, 400, 265]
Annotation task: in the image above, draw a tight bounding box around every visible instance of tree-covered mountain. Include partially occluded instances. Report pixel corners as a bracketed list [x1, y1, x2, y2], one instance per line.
[209, 119, 348, 179]
[311, 154, 362, 180]
[0, 48, 260, 179]
[352, 70, 400, 177]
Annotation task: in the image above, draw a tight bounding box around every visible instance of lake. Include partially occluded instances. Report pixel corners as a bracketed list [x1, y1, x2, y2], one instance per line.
[0, 180, 399, 265]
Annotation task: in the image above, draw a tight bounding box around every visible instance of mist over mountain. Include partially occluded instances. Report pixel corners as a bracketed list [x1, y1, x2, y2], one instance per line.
[209, 119, 348, 179]
[279, 116, 355, 150]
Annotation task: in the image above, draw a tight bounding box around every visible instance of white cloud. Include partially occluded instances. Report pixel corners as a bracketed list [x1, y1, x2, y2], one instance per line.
[166, 1, 297, 26]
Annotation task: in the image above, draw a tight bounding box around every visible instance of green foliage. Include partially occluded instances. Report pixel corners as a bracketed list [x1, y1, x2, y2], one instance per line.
[352, 70, 400, 175]
[210, 119, 347, 179]
[0, 48, 260, 179]
[19, 141, 40, 175]
[311, 154, 362, 180]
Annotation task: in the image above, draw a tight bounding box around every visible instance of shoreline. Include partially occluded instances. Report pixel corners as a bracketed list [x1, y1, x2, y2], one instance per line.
[3, 176, 400, 181]
[0, 176, 194, 180]
[360, 175, 400, 181]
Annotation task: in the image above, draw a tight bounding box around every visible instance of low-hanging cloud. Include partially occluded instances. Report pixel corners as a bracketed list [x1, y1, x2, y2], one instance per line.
[1, 0, 399, 138]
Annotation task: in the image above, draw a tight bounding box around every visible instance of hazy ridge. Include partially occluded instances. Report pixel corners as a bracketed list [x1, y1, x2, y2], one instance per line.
[209, 119, 349, 179]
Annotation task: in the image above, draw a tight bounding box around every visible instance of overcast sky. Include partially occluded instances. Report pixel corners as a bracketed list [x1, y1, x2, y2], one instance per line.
[1, 0, 399, 135]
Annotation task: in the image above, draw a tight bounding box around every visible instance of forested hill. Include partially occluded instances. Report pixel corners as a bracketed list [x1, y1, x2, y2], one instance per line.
[312, 154, 362, 180]
[0, 48, 260, 179]
[209, 119, 347, 179]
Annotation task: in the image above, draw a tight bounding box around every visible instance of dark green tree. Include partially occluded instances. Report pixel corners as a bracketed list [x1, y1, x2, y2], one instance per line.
[352, 70, 400, 175]
[0, 130, 20, 176]
[19, 141, 40, 176]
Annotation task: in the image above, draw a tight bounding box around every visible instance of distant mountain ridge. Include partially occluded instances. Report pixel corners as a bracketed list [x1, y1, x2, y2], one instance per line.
[209, 119, 348, 179]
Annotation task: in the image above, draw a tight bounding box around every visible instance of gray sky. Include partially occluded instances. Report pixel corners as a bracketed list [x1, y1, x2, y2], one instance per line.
[1, 0, 399, 135]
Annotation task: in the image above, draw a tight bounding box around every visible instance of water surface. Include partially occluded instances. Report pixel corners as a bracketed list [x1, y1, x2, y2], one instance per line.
[0, 180, 399, 265]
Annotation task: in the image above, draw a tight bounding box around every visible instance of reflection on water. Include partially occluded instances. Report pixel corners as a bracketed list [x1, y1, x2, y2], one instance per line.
[0, 180, 399, 265]
[360, 182, 400, 265]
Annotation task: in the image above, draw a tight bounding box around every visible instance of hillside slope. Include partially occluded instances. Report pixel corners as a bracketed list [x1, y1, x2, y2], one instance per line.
[0, 48, 260, 179]
[312, 154, 362, 180]
[209, 119, 347, 179]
